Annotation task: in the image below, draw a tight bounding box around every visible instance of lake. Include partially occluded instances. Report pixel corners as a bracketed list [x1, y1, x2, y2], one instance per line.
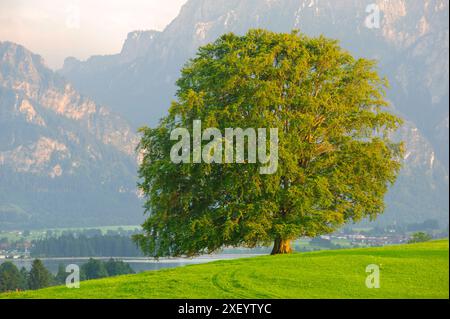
[3, 254, 262, 274]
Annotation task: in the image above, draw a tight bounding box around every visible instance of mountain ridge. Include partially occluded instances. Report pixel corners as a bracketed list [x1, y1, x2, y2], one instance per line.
[0, 41, 143, 230]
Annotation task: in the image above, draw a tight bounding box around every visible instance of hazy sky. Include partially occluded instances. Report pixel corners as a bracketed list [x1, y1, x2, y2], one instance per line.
[0, 0, 188, 69]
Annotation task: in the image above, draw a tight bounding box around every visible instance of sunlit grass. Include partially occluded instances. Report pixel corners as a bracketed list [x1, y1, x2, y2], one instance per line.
[2, 240, 448, 299]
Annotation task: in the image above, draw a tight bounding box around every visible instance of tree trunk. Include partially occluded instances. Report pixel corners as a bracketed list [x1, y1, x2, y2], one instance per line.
[271, 237, 292, 255]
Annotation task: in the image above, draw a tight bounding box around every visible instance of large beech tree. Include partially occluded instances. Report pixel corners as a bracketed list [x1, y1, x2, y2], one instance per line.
[134, 29, 403, 256]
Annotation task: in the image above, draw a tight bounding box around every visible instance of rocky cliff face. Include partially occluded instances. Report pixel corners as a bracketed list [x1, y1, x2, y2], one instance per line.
[0, 42, 142, 229]
[59, 0, 448, 227]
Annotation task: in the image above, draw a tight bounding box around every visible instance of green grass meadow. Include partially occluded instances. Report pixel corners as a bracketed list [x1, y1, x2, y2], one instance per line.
[2, 240, 448, 299]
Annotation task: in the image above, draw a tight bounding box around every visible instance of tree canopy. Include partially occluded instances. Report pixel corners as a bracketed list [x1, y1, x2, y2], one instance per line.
[134, 29, 403, 256]
[0, 262, 22, 292]
[28, 259, 52, 290]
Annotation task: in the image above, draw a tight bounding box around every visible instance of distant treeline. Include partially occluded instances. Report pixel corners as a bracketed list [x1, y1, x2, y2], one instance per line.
[0, 258, 134, 293]
[31, 234, 143, 257]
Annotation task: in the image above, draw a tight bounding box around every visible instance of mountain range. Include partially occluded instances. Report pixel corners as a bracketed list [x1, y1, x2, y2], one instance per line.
[0, 41, 142, 229]
[1, 0, 448, 229]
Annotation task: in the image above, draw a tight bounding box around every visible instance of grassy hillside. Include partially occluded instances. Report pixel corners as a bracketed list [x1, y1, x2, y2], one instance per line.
[2, 240, 448, 299]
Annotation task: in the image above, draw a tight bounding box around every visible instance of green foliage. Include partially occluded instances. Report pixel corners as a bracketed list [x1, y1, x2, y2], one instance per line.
[55, 264, 67, 285]
[28, 259, 52, 290]
[19, 267, 28, 290]
[135, 29, 403, 257]
[0, 262, 22, 292]
[3, 240, 448, 299]
[408, 232, 432, 244]
[80, 258, 108, 280]
[31, 233, 142, 257]
[1, 258, 136, 294]
[105, 258, 135, 277]
[80, 258, 135, 280]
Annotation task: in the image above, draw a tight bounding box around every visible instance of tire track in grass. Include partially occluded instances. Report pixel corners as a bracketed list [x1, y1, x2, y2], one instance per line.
[229, 268, 278, 298]
[211, 270, 242, 297]
[244, 268, 284, 298]
[211, 266, 279, 298]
